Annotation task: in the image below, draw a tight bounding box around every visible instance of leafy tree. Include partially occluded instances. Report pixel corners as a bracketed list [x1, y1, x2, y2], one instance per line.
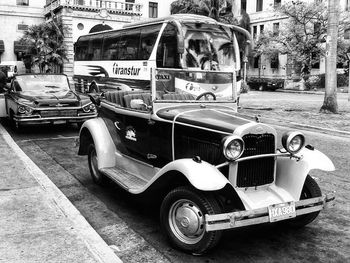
[19, 17, 67, 73]
[254, 0, 329, 76]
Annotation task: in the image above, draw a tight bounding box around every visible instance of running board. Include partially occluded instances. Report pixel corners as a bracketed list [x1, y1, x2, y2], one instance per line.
[100, 166, 148, 192]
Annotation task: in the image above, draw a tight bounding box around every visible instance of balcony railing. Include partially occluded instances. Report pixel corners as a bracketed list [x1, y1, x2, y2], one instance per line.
[44, 0, 142, 16]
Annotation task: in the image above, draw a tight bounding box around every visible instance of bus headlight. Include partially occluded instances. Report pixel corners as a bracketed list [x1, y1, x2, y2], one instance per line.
[282, 131, 305, 154]
[222, 135, 245, 161]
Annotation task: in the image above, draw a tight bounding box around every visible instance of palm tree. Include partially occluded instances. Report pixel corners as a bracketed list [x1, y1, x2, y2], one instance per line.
[19, 18, 67, 73]
[320, 0, 339, 113]
[170, 0, 232, 23]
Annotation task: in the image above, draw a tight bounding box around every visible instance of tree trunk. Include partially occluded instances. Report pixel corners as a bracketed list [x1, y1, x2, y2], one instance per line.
[321, 0, 339, 113]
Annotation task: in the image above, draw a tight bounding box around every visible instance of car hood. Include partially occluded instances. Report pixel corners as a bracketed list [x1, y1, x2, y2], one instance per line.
[156, 105, 253, 133]
[16, 90, 80, 107]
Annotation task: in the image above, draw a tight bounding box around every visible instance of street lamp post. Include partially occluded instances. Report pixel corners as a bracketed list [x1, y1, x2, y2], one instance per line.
[347, 53, 350, 101]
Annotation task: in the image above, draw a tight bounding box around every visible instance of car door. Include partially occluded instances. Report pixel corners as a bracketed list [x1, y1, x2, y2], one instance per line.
[100, 104, 153, 164]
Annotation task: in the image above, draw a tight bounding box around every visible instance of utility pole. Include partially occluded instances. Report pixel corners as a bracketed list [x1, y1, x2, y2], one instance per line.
[321, 0, 339, 113]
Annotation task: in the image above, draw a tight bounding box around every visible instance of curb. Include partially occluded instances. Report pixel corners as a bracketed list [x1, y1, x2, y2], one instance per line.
[0, 123, 122, 263]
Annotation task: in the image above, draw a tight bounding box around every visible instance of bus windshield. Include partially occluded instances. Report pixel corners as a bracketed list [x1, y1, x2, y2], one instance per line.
[183, 23, 239, 72]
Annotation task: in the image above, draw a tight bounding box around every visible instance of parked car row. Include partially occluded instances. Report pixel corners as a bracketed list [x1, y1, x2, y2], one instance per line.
[0, 70, 335, 255]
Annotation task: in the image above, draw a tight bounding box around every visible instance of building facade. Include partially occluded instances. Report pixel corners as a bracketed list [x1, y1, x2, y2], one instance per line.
[0, 0, 175, 76]
[234, 0, 350, 87]
[0, 0, 46, 62]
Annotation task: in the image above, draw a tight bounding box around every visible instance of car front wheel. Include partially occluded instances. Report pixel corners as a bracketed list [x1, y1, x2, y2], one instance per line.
[9, 110, 20, 131]
[88, 143, 106, 185]
[287, 175, 322, 228]
[160, 186, 222, 255]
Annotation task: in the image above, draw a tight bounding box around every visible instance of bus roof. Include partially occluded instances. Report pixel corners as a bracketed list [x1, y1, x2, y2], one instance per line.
[77, 14, 220, 39]
[76, 14, 252, 46]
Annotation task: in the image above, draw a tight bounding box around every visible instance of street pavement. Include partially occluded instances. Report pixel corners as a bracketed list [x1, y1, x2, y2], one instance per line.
[0, 89, 348, 263]
[0, 124, 121, 263]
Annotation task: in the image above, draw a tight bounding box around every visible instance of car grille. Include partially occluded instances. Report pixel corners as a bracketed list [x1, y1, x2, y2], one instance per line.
[40, 109, 77, 118]
[237, 133, 275, 187]
[176, 136, 225, 165]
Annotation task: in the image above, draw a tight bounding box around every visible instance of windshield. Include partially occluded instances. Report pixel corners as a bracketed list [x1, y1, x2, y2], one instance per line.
[183, 23, 239, 72]
[15, 75, 70, 93]
[155, 68, 237, 102]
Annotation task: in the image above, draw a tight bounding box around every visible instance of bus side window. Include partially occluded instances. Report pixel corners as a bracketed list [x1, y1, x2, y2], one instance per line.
[102, 32, 120, 60]
[118, 29, 140, 60]
[156, 24, 179, 68]
[138, 24, 162, 60]
[75, 39, 89, 61]
[91, 38, 103, 61]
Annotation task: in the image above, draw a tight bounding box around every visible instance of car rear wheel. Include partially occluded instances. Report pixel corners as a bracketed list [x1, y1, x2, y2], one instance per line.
[287, 175, 322, 228]
[160, 186, 222, 255]
[88, 143, 106, 185]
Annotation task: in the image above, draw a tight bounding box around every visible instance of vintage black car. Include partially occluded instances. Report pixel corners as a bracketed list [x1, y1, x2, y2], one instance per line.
[3, 74, 97, 129]
[78, 68, 335, 254]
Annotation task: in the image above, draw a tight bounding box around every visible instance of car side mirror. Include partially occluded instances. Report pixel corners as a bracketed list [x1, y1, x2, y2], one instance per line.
[130, 99, 150, 110]
[89, 94, 101, 106]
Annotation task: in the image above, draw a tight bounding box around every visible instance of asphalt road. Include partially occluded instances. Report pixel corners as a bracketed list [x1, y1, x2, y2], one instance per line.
[1, 92, 349, 263]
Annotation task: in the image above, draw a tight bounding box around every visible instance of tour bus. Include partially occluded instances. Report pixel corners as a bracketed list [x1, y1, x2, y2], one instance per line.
[73, 14, 251, 98]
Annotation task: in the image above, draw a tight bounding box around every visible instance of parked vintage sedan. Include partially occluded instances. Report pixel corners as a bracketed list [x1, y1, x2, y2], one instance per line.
[3, 74, 97, 129]
[78, 69, 335, 254]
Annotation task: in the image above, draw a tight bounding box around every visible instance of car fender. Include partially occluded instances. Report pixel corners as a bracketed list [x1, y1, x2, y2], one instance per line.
[152, 159, 230, 191]
[276, 147, 335, 200]
[78, 117, 116, 169]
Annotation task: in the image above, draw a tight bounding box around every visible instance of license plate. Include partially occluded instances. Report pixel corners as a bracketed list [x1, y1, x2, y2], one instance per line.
[268, 201, 296, 222]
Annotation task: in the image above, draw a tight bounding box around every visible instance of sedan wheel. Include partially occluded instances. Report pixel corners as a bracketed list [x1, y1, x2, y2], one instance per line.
[9, 111, 20, 131]
[160, 186, 222, 254]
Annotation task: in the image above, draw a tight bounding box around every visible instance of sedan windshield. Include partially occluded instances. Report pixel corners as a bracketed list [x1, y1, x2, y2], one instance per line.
[15, 75, 70, 92]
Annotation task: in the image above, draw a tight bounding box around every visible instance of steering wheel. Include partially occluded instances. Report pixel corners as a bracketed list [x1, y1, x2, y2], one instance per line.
[196, 92, 216, 101]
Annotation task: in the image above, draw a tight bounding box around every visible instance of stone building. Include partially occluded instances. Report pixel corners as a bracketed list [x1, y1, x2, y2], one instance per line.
[0, 0, 46, 62]
[0, 0, 174, 77]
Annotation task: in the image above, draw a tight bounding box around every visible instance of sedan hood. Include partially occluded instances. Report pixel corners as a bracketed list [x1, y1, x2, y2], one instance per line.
[156, 105, 253, 133]
[17, 90, 80, 107]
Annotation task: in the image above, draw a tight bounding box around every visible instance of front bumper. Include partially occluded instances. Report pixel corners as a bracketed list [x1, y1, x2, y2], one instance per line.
[205, 193, 335, 232]
[13, 113, 97, 125]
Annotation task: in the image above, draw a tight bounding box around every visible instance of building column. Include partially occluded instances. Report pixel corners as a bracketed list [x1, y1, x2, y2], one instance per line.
[61, 9, 74, 83]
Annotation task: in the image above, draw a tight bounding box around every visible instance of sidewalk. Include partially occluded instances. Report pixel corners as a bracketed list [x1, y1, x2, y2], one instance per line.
[0, 124, 121, 263]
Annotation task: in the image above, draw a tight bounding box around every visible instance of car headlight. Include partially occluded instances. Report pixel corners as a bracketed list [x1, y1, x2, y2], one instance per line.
[18, 105, 33, 115]
[222, 135, 245, 161]
[82, 103, 95, 113]
[282, 131, 305, 154]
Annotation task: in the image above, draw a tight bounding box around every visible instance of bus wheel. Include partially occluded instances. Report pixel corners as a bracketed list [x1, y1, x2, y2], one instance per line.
[160, 186, 222, 255]
[89, 83, 99, 93]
